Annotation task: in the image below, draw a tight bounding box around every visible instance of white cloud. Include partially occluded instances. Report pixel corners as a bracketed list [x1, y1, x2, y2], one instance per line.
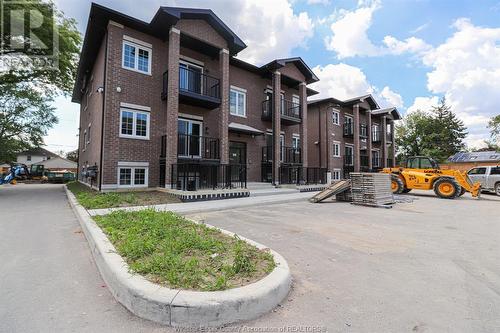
[419, 18, 500, 146]
[406, 96, 440, 114]
[380, 86, 403, 108]
[410, 22, 430, 34]
[309, 63, 402, 108]
[323, 0, 430, 58]
[307, 0, 330, 5]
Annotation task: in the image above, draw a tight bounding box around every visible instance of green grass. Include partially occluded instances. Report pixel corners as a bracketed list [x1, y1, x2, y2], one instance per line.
[94, 210, 276, 291]
[67, 181, 181, 209]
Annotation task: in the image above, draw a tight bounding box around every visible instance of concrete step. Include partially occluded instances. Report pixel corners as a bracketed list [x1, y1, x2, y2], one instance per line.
[246, 182, 275, 190]
[250, 188, 298, 197]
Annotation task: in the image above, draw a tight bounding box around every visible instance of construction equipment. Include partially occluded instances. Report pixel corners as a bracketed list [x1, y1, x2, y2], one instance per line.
[381, 156, 481, 199]
[310, 179, 351, 203]
[0, 163, 47, 185]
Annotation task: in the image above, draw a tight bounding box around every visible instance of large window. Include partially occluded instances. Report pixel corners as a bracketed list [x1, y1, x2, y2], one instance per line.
[372, 150, 380, 167]
[333, 142, 340, 157]
[230, 86, 246, 117]
[179, 60, 203, 93]
[292, 135, 300, 150]
[332, 169, 341, 180]
[345, 146, 354, 165]
[122, 41, 151, 75]
[468, 167, 487, 175]
[118, 166, 148, 187]
[120, 108, 150, 140]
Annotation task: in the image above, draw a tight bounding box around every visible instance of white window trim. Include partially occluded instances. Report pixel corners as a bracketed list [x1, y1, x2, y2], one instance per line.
[119, 107, 150, 140]
[83, 129, 87, 151]
[332, 141, 341, 157]
[179, 59, 204, 73]
[123, 35, 152, 48]
[230, 86, 247, 118]
[332, 109, 340, 125]
[180, 55, 204, 67]
[332, 169, 341, 180]
[122, 40, 152, 75]
[120, 102, 151, 112]
[87, 124, 91, 145]
[117, 165, 149, 188]
[178, 118, 203, 159]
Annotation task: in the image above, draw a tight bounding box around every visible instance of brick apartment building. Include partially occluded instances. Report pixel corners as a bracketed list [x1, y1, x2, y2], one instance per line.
[73, 4, 322, 191]
[307, 96, 400, 180]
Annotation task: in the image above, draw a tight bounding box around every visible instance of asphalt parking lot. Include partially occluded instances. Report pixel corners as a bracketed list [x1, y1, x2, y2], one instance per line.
[187, 191, 500, 332]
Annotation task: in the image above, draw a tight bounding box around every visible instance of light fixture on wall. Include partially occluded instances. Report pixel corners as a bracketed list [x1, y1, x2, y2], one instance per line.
[96, 87, 104, 93]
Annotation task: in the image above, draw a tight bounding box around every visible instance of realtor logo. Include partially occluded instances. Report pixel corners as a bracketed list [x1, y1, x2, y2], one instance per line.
[0, 0, 59, 72]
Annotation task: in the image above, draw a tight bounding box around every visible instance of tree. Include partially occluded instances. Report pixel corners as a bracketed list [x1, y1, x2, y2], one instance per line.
[0, 83, 57, 162]
[65, 149, 78, 162]
[487, 115, 500, 146]
[396, 98, 467, 163]
[0, 1, 81, 161]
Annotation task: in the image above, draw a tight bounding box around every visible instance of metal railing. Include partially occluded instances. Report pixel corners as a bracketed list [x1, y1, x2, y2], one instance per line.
[279, 166, 327, 185]
[372, 157, 381, 168]
[161, 134, 220, 160]
[171, 163, 247, 191]
[162, 67, 220, 100]
[261, 99, 301, 121]
[261, 146, 302, 164]
[343, 123, 354, 137]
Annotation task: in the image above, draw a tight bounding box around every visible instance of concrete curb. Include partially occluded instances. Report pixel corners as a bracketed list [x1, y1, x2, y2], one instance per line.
[64, 186, 291, 327]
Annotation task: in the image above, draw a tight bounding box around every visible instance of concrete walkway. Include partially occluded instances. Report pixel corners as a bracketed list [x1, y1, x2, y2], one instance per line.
[0, 184, 165, 333]
[89, 190, 318, 216]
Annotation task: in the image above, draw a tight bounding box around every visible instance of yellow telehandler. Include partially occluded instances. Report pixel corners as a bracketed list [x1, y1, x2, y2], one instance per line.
[381, 156, 481, 199]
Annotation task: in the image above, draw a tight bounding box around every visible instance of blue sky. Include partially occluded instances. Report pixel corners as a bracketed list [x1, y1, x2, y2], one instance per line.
[46, 0, 500, 153]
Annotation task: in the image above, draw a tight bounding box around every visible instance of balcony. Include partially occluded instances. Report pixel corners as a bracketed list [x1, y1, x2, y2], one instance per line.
[261, 99, 301, 125]
[372, 157, 382, 168]
[343, 123, 354, 138]
[261, 146, 302, 164]
[160, 134, 220, 160]
[372, 129, 381, 143]
[170, 163, 247, 191]
[161, 67, 221, 109]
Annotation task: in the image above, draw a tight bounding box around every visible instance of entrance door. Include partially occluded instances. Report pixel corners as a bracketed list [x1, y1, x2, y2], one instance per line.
[179, 61, 202, 94]
[345, 145, 354, 165]
[229, 141, 246, 165]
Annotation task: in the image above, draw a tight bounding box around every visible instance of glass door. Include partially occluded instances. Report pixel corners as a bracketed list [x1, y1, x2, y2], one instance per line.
[178, 119, 202, 158]
[179, 61, 203, 94]
[345, 145, 354, 165]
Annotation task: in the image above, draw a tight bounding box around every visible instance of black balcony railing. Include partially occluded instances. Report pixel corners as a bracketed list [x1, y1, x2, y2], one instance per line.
[178, 134, 220, 160]
[161, 67, 220, 101]
[261, 146, 302, 164]
[343, 123, 354, 137]
[387, 158, 394, 167]
[261, 99, 301, 122]
[161, 134, 220, 160]
[279, 166, 327, 185]
[360, 155, 369, 167]
[372, 129, 381, 142]
[372, 157, 381, 168]
[171, 163, 246, 191]
[360, 124, 368, 138]
[343, 165, 354, 179]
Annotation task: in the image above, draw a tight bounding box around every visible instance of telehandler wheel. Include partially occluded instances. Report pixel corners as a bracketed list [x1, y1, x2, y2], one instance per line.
[391, 175, 404, 194]
[458, 187, 466, 197]
[433, 177, 461, 199]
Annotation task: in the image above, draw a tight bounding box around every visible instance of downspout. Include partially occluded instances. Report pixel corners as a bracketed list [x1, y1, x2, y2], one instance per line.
[318, 104, 322, 168]
[99, 28, 109, 191]
[326, 106, 329, 170]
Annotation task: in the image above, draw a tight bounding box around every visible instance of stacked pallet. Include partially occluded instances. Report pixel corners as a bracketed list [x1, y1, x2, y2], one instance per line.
[309, 180, 351, 203]
[350, 172, 394, 207]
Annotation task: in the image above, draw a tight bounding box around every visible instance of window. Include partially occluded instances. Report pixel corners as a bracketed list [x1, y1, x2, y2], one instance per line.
[87, 124, 91, 145]
[120, 108, 150, 139]
[83, 130, 87, 150]
[345, 146, 354, 165]
[372, 124, 380, 141]
[292, 135, 300, 150]
[122, 41, 151, 75]
[468, 167, 487, 175]
[178, 118, 202, 157]
[333, 142, 340, 157]
[230, 86, 246, 117]
[332, 169, 341, 180]
[292, 95, 300, 117]
[491, 167, 500, 175]
[118, 167, 148, 187]
[372, 150, 380, 167]
[332, 110, 340, 125]
[27, 155, 31, 162]
[360, 124, 367, 137]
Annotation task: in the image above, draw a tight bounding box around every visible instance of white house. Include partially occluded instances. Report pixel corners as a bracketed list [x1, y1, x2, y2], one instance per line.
[16, 148, 58, 167]
[33, 156, 77, 171]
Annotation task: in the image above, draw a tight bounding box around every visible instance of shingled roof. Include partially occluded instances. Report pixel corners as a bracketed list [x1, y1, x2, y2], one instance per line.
[448, 151, 500, 163]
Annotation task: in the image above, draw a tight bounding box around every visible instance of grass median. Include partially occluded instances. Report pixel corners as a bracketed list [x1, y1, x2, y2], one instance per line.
[94, 209, 276, 291]
[67, 181, 181, 209]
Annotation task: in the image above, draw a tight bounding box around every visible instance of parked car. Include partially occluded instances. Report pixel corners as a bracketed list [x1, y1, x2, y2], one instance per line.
[467, 166, 500, 196]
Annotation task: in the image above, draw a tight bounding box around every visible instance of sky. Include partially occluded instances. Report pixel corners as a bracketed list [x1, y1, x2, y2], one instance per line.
[46, 0, 500, 153]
